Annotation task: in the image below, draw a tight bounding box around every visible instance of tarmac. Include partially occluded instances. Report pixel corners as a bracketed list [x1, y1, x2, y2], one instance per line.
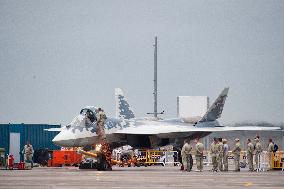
[0, 165, 284, 189]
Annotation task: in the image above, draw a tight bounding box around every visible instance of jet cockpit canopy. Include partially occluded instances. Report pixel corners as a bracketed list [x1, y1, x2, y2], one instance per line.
[80, 106, 97, 123]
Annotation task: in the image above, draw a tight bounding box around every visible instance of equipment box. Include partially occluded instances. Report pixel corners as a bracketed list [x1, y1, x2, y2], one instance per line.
[48, 150, 82, 167]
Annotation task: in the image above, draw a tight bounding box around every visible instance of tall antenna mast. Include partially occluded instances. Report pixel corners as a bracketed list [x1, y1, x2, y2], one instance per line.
[147, 36, 164, 118]
[153, 36, 158, 118]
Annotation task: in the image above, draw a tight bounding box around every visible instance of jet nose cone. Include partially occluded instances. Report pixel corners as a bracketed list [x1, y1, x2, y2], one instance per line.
[52, 130, 76, 147]
[52, 133, 64, 146]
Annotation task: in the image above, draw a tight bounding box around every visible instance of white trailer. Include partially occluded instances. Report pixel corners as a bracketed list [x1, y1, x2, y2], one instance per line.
[177, 96, 209, 118]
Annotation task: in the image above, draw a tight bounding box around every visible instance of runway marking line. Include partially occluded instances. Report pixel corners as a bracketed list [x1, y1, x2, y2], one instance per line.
[244, 182, 253, 186]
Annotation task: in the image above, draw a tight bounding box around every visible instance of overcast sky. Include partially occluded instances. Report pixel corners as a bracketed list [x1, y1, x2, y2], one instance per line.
[0, 0, 283, 125]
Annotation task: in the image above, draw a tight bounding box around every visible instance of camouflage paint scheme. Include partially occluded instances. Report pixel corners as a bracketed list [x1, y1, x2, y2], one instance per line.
[51, 88, 280, 148]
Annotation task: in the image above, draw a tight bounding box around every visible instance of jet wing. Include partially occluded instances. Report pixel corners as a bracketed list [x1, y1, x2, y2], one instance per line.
[113, 124, 281, 135]
[114, 125, 223, 135]
[219, 126, 282, 131]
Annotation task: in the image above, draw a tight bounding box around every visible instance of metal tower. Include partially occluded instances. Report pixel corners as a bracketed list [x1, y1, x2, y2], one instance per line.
[153, 36, 158, 118]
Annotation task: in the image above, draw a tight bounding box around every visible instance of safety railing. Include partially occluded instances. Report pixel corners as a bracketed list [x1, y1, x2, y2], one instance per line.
[115, 149, 284, 170]
[137, 150, 180, 166]
[210, 150, 279, 171]
[271, 151, 284, 170]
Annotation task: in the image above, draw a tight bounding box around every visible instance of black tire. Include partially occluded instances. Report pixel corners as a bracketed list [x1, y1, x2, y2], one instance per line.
[96, 153, 112, 171]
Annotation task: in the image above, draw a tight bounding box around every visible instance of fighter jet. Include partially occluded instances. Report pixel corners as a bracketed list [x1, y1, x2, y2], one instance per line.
[49, 88, 280, 148]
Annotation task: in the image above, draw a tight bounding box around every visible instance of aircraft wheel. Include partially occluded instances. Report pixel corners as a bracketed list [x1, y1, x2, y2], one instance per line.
[96, 153, 112, 171]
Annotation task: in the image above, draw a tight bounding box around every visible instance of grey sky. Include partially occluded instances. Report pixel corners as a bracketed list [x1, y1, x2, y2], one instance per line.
[0, 0, 283, 125]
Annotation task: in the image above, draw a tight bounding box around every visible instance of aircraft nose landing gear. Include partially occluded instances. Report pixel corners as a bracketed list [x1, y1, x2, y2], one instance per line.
[96, 108, 112, 170]
[96, 152, 112, 171]
[79, 108, 113, 171]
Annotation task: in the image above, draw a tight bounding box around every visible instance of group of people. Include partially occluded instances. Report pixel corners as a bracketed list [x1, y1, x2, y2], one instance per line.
[181, 136, 276, 172]
[230, 136, 276, 172]
[210, 137, 229, 172]
[181, 138, 204, 172]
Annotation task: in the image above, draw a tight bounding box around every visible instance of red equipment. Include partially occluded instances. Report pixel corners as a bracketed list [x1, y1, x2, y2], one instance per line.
[18, 161, 25, 170]
[48, 150, 82, 167]
[7, 155, 14, 169]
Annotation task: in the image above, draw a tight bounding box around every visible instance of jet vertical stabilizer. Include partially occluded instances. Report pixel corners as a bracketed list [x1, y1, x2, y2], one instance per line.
[115, 88, 135, 119]
[199, 88, 229, 122]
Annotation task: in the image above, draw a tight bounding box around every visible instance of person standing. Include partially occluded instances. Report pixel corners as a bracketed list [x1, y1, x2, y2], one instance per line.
[254, 138, 263, 171]
[195, 138, 204, 172]
[210, 138, 219, 172]
[232, 138, 241, 172]
[96, 108, 107, 139]
[247, 138, 254, 171]
[181, 139, 193, 172]
[222, 139, 229, 171]
[218, 137, 224, 171]
[96, 108, 112, 170]
[22, 141, 34, 167]
[267, 139, 274, 170]
[173, 145, 182, 167]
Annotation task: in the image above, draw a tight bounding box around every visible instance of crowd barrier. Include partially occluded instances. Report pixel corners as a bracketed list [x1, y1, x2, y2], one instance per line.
[271, 151, 284, 170]
[137, 150, 180, 166]
[191, 150, 284, 171]
[114, 149, 284, 170]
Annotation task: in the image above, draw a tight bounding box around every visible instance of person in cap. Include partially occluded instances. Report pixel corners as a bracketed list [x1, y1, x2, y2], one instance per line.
[232, 138, 241, 171]
[253, 135, 260, 150]
[195, 138, 204, 172]
[22, 141, 34, 167]
[267, 138, 274, 170]
[222, 138, 229, 171]
[210, 137, 219, 172]
[254, 138, 263, 171]
[181, 139, 193, 172]
[247, 138, 254, 171]
[217, 137, 224, 171]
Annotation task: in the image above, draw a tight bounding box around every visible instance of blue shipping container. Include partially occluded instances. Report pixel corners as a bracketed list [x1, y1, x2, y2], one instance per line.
[0, 124, 61, 161]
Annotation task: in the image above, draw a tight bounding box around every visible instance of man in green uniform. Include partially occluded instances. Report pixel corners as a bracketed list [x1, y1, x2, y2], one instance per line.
[218, 137, 224, 171]
[232, 138, 241, 172]
[195, 138, 204, 172]
[267, 138, 274, 170]
[210, 138, 219, 172]
[247, 138, 254, 171]
[254, 138, 263, 171]
[222, 138, 229, 171]
[22, 141, 34, 167]
[181, 139, 193, 172]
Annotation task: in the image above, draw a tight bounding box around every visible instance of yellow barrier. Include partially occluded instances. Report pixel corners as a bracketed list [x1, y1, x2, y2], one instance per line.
[145, 150, 164, 165]
[136, 150, 284, 170]
[271, 151, 284, 169]
[136, 150, 179, 166]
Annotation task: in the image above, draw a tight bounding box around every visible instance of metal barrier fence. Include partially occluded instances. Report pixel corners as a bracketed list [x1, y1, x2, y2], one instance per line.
[191, 150, 284, 171]
[194, 151, 248, 166]
[114, 149, 284, 170]
[137, 150, 180, 166]
[271, 151, 284, 170]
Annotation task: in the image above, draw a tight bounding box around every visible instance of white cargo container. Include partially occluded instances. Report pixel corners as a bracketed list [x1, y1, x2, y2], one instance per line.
[177, 96, 209, 118]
